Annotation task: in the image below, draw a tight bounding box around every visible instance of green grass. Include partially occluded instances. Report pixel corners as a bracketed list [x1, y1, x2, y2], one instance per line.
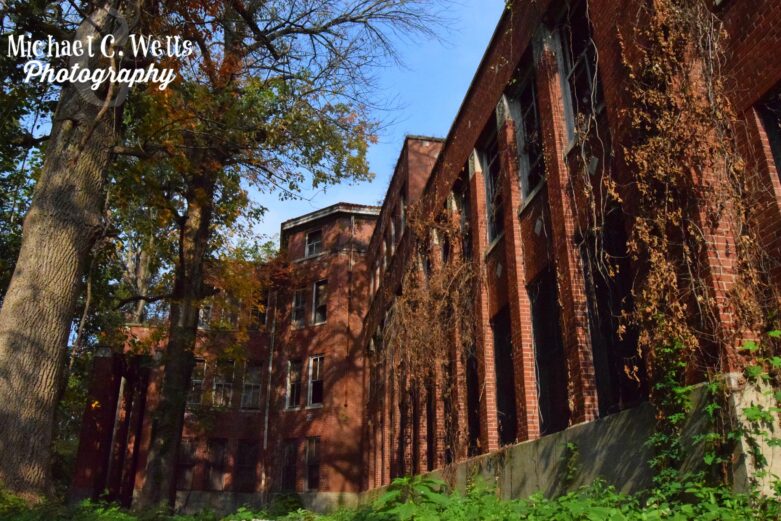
[3, 475, 780, 520]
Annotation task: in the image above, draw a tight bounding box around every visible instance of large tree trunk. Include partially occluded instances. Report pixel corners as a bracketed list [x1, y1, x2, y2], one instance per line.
[0, 6, 124, 498]
[136, 172, 214, 509]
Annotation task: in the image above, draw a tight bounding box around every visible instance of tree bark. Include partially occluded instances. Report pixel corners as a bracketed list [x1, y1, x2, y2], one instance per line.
[0, 6, 123, 498]
[136, 171, 214, 509]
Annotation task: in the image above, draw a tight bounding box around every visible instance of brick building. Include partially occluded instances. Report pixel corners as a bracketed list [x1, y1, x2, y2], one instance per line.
[73, 0, 781, 511]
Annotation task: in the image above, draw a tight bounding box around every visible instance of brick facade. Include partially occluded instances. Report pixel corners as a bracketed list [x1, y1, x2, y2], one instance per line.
[73, 0, 781, 507]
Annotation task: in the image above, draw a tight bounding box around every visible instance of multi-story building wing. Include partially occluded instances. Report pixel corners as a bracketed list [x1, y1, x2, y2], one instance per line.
[72, 0, 781, 512]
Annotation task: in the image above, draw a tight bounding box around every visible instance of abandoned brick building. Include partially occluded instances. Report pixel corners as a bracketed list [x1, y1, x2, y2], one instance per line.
[72, 0, 781, 511]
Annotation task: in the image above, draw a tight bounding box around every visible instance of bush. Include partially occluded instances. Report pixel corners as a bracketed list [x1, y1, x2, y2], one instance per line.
[2, 476, 780, 520]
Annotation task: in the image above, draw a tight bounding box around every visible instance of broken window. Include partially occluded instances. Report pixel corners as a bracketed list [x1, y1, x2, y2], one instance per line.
[580, 210, 647, 416]
[305, 229, 323, 257]
[306, 437, 321, 490]
[175, 438, 197, 490]
[281, 440, 297, 491]
[308, 355, 324, 406]
[212, 360, 234, 408]
[206, 438, 227, 491]
[187, 358, 206, 407]
[559, 0, 603, 140]
[491, 306, 517, 446]
[508, 51, 544, 197]
[291, 289, 305, 328]
[528, 267, 570, 435]
[241, 362, 262, 410]
[312, 280, 327, 324]
[478, 118, 505, 242]
[758, 89, 781, 183]
[286, 360, 303, 409]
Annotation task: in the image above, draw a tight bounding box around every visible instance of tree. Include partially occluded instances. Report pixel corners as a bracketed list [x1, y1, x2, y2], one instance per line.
[0, 1, 140, 497]
[108, 2, 443, 506]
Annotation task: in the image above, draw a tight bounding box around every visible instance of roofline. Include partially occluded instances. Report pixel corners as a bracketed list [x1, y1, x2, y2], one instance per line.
[280, 202, 381, 232]
[420, 7, 507, 196]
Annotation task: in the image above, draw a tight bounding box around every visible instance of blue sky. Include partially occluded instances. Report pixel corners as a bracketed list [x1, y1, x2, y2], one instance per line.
[254, 0, 506, 239]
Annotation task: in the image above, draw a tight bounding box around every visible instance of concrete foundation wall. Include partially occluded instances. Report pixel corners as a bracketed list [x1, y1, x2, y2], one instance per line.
[362, 380, 781, 505]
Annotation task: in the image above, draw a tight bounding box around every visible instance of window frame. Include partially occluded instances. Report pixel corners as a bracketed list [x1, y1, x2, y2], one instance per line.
[241, 362, 263, 410]
[187, 358, 206, 407]
[307, 354, 325, 407]
[305, 229, 324, 258]
[286, 359, 303, 409]
[311, 280, 328, 325]
[211, 359, 235, 409]
[508, 65, 545, 198]
[291, 288, 306, 328]
[478, 122, 505, 243]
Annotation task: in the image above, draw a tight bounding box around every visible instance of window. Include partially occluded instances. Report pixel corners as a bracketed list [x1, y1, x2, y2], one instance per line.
[491, 306, 517, 445]
[389, 221, 396, 254]
[758, 90, 781, 183]
[212, 360, 234, 408]
[528, 267, 570, 435]
[198, 303, 212, 328]
[306, 437, 321, 490]
[206, 439, 227, 491]
[400, 193, 407, 233]
[291, 289, 305, 328]
[175, 439, 197, 490]
[249, 292, 268, 331]
[241, 362, 262, 410]
[235, 440, 259, 492]
[187, 358, 206, 407]
[308, 355, 324, 406]
[286, 360, 303, 409]
[509, 54, 544, 197]
[281, 440, 298, 491]
[312, 280, 327, 324]
[479, 120, 505, 242]
[559, 0, 603, 140]
[305, 229, 323, 257]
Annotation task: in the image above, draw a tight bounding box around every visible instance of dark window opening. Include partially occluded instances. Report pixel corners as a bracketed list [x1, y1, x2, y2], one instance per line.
[758, 90, 781, 183]
[306, 437, 321, 490]
[411, 383, 421, 475]
[187, 358, 206, 407]
[175, 439, 196, 490]
[453, 175, 472, 259]
[465, 348, 481, 456]
[508, 51, 544, 197]
[561, 0, 604, 131]
[308, 355, 324, 406]
[291, 289, 305, 328]
[425, 383, 435, 471]
[479, 118, 505, 242]
[580, 210, 648, 416]
[235, 440, 259, 493]
[286, 360, 303, 409]
[206, 438, 227, 491]
[313, 280, 327, 324]
[491, 306, 517, 445]
[306, 229, 323, 257]
[528, 267, 570, 435]
[281, 440, 297, 491]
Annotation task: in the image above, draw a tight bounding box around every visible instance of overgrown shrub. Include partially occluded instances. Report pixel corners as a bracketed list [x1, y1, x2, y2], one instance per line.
[4, 475, 780, 521]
